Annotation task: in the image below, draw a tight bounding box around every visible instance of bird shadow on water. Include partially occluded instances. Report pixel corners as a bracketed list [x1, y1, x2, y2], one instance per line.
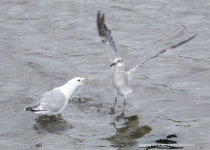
[104, 115, 152, 149]
[33, 115, 73, 135]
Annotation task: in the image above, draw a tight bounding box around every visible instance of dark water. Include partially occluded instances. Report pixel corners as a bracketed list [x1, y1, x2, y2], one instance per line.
[0, 0, 209, 149]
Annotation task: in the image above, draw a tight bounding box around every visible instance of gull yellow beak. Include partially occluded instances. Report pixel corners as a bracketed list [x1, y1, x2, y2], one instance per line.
[82, 75, 91, 84]
[84, 75, 89, 79]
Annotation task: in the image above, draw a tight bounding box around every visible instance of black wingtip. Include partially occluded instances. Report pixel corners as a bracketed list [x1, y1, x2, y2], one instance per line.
[97, 11, 105, 37]
[23, 107, 46, 112]
[170, 34, 198, 49]
[23, 107, 33, 111]
[97, 11, 100, 29]
[186, 34, 198, 42]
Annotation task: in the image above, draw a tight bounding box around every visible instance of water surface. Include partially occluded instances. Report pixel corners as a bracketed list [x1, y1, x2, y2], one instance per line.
[0, 0, 209, 149]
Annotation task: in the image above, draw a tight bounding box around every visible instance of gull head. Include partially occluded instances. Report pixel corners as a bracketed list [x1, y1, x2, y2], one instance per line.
[110, 57, 124, 67]
[71, 75, 91, 86]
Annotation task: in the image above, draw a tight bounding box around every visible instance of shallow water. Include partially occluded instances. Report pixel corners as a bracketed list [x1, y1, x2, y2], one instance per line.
[0, 0, 210, 149]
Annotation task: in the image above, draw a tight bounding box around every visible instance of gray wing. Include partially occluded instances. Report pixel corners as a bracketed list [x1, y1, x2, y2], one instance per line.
[128, 34, 197, 74]
[97, 11, 118, 62]
[38, 88, 67, 113]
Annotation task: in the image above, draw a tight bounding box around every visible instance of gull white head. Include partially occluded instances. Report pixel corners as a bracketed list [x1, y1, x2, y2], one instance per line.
[110, 57, 124, 67]
[70, 75, 91, 86]
[59, 75, 90, 100]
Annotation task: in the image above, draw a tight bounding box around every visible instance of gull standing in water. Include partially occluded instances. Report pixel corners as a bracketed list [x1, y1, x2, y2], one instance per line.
[23, 76, 90, 115]
[97, 11, 197, 116]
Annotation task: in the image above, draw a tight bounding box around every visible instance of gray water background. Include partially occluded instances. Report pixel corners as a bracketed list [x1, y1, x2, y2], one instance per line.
[0, 0, 209, 149]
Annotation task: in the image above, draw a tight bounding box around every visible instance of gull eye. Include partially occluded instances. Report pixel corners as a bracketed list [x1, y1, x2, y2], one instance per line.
[117, 61, 120, 63]
[78, 79, 80, 82]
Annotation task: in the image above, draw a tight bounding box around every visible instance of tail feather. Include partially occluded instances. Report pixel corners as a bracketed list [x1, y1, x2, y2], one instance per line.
[23, 107, 46, 112]
[23, 107, 33, 111]
[23, 103, 46, 112]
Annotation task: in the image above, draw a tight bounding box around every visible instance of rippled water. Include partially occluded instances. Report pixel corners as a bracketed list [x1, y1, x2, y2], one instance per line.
[0, 0, 209, 149]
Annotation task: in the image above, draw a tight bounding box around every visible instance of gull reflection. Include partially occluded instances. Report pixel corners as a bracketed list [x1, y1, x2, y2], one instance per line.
[33, 115, 73, 135]
[107, 115, 152, 149]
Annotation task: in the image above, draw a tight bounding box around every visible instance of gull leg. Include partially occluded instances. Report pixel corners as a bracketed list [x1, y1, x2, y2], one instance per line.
[109, 90, 117, 114]
[113, 96, 117, 113]
[121, 95, 127, 116]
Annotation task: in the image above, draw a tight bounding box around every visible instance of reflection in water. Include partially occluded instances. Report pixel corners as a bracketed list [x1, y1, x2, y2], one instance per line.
[33, 115, 73, 135]
[145, 134, 184, 149]
[107, 115, 152, 149]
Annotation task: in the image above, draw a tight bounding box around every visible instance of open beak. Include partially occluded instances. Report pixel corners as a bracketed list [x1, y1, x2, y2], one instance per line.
[110, 62, 117, 67]
[81, 75, 91, 84]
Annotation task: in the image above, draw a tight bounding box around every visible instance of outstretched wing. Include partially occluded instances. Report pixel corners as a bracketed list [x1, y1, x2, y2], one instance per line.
[128, 34, 197, 74]
[97, 11, 118, 62]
